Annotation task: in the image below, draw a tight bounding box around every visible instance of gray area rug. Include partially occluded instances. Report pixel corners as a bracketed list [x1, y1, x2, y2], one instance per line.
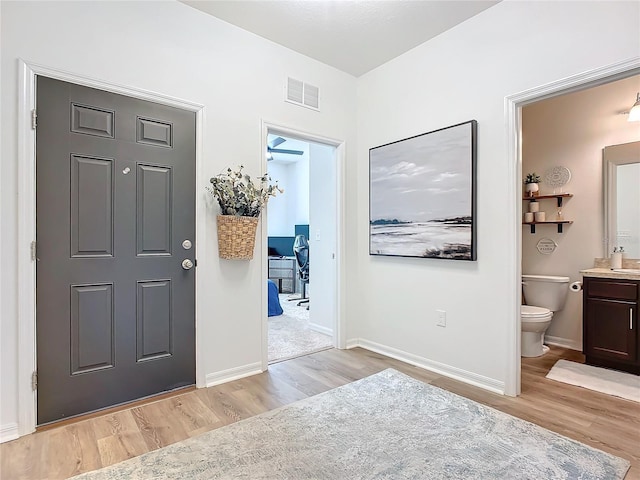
[268, 294, 332, 363]
[72, 369, 630, 480]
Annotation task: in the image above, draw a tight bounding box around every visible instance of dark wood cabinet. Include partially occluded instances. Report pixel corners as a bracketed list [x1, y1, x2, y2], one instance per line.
[583, 276, 639, 374]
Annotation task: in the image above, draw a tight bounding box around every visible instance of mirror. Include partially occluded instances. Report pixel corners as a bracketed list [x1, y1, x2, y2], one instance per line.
[604, 141, 640, 258]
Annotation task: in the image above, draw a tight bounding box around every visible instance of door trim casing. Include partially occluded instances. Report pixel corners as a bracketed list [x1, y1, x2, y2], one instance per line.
[17, 59, 205, 435]
[259, 121, 347, 371]
[503, 57, 640, 397]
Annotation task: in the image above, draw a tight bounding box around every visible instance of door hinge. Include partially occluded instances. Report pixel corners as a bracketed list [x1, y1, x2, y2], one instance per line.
[31, 371, 37, 391]
[31, 109, 37, 129]
[30, 241, 37, 261]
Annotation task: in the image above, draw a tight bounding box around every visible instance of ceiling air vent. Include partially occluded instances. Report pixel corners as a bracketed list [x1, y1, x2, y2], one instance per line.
[286, 77, 319, 111]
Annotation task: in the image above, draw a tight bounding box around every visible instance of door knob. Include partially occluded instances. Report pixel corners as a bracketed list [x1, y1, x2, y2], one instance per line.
[182, 259, 194, 270]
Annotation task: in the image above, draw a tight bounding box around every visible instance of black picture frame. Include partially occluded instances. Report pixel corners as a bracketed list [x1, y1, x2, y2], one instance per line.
[369, 120, 477, 261]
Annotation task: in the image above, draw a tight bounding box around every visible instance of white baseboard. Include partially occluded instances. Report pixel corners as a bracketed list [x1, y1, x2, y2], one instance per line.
[309, 323, 333, 337]
[345, 338, 360, 349]
[347, 338, 505, 395]
[545, 335, 582, 351]
[0, 423, 19, 444]
[205, 362, 263, 388]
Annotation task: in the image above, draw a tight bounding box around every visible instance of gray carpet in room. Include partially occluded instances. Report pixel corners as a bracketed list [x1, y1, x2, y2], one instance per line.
[71, 369, 629, 480]
[268, 294, 332, 363]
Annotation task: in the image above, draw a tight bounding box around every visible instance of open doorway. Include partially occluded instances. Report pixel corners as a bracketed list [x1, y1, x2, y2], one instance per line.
[265, 131, 338, 363]
[506, 59, 639, 396]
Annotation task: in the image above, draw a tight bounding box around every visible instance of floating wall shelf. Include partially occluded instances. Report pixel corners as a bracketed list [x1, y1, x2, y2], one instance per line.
[523, 193, 573, 206]
[522, 193, 573, 234]
[523, 220, 574, 234]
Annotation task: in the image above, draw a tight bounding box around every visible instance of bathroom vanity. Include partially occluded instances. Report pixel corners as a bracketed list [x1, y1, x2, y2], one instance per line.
[581, 269, 640, 375]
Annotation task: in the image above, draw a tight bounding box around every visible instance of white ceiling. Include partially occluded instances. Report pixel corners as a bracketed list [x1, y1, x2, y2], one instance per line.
[180, 0, 500, 77]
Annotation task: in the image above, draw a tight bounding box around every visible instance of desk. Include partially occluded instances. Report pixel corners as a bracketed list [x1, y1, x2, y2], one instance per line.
[268, 257, 296, 293]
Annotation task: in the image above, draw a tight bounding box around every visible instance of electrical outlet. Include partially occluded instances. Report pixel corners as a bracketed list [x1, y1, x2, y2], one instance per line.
[436, 310, 446, 327]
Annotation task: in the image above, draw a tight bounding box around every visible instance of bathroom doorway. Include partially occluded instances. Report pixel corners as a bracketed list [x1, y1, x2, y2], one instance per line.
[510, 61, 640, 395]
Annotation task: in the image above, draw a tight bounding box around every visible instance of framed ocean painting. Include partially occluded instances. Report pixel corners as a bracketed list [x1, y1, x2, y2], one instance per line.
[369, 120, 477, 261]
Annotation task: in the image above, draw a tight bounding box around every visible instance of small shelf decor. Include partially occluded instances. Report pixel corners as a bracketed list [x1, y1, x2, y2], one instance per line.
[524, 172, 541, 197]
[522, 193, 573, 233]
[208, 166, 282, 260]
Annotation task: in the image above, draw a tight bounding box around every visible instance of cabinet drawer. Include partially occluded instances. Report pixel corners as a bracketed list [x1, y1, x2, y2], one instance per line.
[586, 280, 637, 301]
[269, 259, 294, 268]
[269, 268, 294, 278]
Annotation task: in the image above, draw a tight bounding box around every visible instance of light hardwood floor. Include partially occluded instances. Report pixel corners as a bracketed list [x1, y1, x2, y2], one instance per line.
[1, 346, 639, 479]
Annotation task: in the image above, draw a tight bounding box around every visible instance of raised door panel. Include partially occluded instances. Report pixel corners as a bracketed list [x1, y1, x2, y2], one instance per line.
[137, 280, 172, 361]
[136, 164, 172, 256]
[136, 117, 173, 148]
[585, 298, 636, 363]
[70, 284, 115, 374]
[71, 154, 114, 257]
[71, 103, 115, 138]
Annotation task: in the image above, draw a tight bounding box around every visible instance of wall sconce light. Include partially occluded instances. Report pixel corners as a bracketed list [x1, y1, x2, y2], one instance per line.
[628, 92, 640, 122]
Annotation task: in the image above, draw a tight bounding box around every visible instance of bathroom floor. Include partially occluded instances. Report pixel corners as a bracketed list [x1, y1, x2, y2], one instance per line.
[521, 344, 585, 393]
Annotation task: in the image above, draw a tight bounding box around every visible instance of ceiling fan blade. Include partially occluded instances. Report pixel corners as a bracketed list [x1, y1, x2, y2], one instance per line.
[268, 137, 286, 149]
[269, 148, 304, 155]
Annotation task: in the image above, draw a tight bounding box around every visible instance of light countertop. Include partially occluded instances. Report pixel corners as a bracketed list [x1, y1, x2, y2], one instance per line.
[580, 268, 640, 281]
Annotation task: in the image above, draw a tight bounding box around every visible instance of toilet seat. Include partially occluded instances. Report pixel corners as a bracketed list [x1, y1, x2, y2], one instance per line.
[521, 305, 552, 322]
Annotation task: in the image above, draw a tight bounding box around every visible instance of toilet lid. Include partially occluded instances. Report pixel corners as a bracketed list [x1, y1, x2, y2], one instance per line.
[521, 305, 552, 318]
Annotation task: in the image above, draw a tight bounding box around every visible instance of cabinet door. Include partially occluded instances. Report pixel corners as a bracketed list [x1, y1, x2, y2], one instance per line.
[585, 298, 636, 363]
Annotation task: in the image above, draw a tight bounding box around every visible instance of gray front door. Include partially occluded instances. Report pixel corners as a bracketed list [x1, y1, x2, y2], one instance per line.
[36, 77, 196, 425]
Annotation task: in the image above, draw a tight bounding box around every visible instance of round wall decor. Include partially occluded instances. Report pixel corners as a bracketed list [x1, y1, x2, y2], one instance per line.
[536, 238, 557, 255]
[544, 166, 571, 189]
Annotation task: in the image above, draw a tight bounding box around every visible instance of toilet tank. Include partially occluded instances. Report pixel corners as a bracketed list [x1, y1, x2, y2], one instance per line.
[522, 275, 570, 311]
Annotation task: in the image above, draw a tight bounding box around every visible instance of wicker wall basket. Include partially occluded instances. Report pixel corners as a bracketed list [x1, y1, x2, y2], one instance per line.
[216, 215, 259, 260]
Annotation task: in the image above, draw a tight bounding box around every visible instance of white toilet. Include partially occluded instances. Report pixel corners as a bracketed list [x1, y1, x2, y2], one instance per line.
[521, 274, 570, 357]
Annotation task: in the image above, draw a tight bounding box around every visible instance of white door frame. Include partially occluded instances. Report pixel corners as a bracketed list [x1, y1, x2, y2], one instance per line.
[16, 59, 206, 435]
[504, 57, 640, 396]
[260, 121, 346, 370]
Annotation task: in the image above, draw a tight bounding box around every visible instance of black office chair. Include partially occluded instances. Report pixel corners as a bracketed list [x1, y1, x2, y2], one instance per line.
[291, 234, 309, 308]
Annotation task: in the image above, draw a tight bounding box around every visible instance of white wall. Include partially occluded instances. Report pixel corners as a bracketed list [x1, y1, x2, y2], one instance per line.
[266, 154, 310, 238]
[352, 0, 640, 390]
[266, 162, 290, 237]
[292, 155, 310, 226]
[522, 76, 640, 349]
[309, 142, 337, 335]
[0, 0, 356, 437]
